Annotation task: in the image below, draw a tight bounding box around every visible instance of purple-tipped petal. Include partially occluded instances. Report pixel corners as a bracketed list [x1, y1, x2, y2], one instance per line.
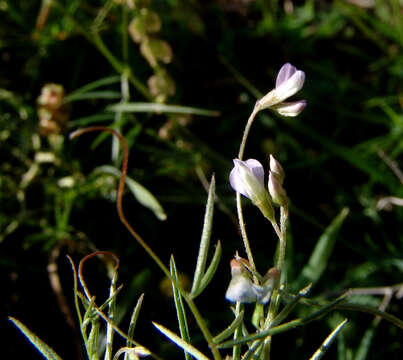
[273, 99, 306, 117]
[244, 159, 264, 185]
[275, 70, 305, 103]
[276, 63, 297, 88]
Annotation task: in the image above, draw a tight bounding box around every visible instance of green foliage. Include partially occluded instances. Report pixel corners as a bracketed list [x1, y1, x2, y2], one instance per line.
[2, 0, 403, 359]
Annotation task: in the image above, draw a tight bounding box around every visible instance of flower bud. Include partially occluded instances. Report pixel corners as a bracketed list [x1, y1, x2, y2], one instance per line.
[272, 100, 306, 117]
[230, 159, 275, 221]
[259, 267, 280, 304]
[269, 154, 285, 185]
[268, 172, 288, 206]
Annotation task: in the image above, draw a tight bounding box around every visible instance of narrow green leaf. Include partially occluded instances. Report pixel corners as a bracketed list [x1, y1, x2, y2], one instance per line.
[273, 283, 313, 327]
[192, 241, 221, 298]
[354, 324, 376, 360]
[170, 257, 192, 360]
[104, 270, 118, 360]
[213, 310, 244, 344]
[242, 339, 265, 360]
[8, 317, 63, 360]
[107, 102, 219, 117]
[152, 322, 210, 360]
[95, 165, 167, 221]
[126, 294, 145, 347]
[88, 320, 100, 359]
[64, 75, 121, 103]
[309, 319, 348, 360]
[65, 91, 121, 103]
[295, 208, 349, 289]
[218, 296, 346, 349]
[124, 294, 145, 360]
[70, 113, 115, 126]
[191, 175, 215, 296]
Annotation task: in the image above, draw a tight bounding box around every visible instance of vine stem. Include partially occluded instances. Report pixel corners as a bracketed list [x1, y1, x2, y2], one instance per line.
[236, 105, 259, 273]
[70, 127, 221, 360]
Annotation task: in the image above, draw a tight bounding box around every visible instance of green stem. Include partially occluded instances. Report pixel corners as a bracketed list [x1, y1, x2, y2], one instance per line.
[91, 32, 152, 100]
[236, 106, 260, 273]
[183, 295, 223, 360]
[72, 127, 221, 360]
[263, 207, 288, 359]
[52, 0, 152, 101]
[232, 302, 242, 360]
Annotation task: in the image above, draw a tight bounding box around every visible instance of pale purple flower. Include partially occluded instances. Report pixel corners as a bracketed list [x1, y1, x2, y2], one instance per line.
[230, 158, 275, 220]
[229, 159, 265, 203]
[274, 63, 305, 103]
[256, 63, 306, 116]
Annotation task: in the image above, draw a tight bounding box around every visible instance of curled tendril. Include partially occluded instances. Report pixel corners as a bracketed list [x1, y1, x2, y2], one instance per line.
[78, 251, 120, 301]
[70, 126, 170, 279]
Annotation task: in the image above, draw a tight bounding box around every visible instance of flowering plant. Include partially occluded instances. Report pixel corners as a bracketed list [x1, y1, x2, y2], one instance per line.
[9, 63, 403, 360]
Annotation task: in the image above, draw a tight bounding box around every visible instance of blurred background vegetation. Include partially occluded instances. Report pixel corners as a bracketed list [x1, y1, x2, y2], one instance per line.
[1, 0, 403, 359]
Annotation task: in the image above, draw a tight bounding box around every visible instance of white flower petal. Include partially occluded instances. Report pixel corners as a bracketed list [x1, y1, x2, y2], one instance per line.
[225, 276, 262, 303]
[273, 100, 306, 117]
[243, 159, 264, 186]
[229, 162, 250, 198]
[229, 159, 265, 201]
[275, 70, 305, 103]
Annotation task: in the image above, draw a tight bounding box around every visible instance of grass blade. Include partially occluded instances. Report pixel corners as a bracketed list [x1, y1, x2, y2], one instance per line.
[309, 318, 348, 360]
[170, 257, 192, 360]
[107, 102, 219, 117]
[104, 270, 118, 360]
[272, 283, 313, 327]
[65, 91, 121, 103]
[213, 310, 244, 344]
[8, 316, 63, 360]
[70, 113, 115, 126]
[191, 175, 215, 296]
[152, 322, 210, 360]
[218, 295, 346, 349]
[124, 294, 145, 360]
[192, 240, 222, 298]
[295, 208, 349, 289]
[64, 75, 121, 103]
[242, 339, 265, 360]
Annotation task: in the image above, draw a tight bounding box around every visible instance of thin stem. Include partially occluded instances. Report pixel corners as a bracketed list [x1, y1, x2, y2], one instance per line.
[232, 302, 242, 360]
[71, 127, 221, 360]
[263, 207, 288, 360]
[236, 106, 259, 273]
[236, 192, 256, 273]
[52, 0, 152, 101]
[183, 295, 223, 360]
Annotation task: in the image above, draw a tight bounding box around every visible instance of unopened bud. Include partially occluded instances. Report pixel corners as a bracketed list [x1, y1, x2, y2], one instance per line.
[259, 267, 280, 304]
[269, 155, 285, 185]
[268, 172, 288, 206]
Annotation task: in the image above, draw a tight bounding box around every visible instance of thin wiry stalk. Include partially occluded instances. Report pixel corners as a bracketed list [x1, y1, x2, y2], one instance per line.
[71, 127, 222, 360]
[235, 106, 260, 274]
